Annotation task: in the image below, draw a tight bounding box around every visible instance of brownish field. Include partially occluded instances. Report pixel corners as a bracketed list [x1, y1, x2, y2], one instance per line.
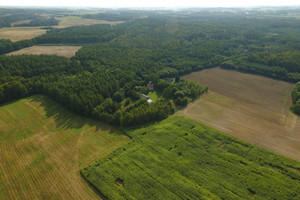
[0, 16, 123, 42]
[7, 45, 82, 58]
[0, 96, 129, 200]
[54, 16, 124, 28]
[0, 27, 46, 42]
[178, 67, 300, 161]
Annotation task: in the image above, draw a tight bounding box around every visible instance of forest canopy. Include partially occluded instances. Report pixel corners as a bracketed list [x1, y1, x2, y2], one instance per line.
[1, 7, 300, 121]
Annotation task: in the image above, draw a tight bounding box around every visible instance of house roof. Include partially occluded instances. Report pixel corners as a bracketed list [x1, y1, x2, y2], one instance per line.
[147, 82, 154, 90]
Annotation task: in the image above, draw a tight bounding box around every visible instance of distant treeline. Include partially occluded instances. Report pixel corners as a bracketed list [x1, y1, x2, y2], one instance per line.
[0, 39, 36, 55]
[14, 18, 59, 27]
[2, 11, 299, 82]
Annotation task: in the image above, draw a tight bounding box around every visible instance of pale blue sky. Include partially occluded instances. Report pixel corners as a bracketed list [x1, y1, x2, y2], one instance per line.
[1, 0, 299, 8]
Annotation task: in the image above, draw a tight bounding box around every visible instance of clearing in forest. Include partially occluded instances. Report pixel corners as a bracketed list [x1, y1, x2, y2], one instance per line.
[54, 16, 124, 28]
[6, 45, 82, 58]
[178, 67, 300, 161]
[0, 27, 46, 42]
[0, 95, 129, 200]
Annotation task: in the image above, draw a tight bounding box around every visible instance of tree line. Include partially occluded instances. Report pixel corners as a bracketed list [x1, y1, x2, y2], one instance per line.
[291, 82, 300, 115]
[1, 8, 300, 123]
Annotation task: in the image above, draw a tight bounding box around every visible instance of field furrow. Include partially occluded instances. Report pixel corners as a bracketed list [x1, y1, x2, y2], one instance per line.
[0, 95, 129, 199]
[179, 68, 300, 161]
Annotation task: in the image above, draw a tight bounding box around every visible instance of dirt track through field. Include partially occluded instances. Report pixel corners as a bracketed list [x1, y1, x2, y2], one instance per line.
[0, 96, 129, 199]
[178, 68, 300, 161]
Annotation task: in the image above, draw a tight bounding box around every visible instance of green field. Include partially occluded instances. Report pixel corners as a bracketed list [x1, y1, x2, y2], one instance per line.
[81, 116, 300, 200]
[0, 96, 129, 200]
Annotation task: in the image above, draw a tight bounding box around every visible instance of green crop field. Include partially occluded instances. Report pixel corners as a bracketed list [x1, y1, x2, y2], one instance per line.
[81, 116, 300, 200]
[0, 95, 129, 200]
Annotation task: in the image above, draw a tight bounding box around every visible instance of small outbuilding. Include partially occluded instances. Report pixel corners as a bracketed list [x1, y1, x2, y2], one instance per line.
[147, 99, 153, 104]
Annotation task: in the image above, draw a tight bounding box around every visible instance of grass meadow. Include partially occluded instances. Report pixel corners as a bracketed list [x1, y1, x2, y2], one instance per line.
[81, 116, 300, 200]
[6, 45, 82, 58]
[0, 27, 46, 42]
[0, 95, 129, 200]
[54, 16, 124, 28]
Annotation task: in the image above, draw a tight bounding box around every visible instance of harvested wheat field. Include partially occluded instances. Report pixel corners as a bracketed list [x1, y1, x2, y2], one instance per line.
[178, 67, 300, 161]
[7, 45, 82, 58]
[54, 16, 124, 28]
[0, 27, 46, 42]
[0, 95, 129, 200]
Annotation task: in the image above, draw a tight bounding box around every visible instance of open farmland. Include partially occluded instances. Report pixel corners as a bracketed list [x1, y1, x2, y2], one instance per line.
[82, 116, 300, 200]
[54, 16, 124, 28]
[0, 27, 46, 42]
[11, 20, 32, 26]
[178, 67, 300, 161]
[6, 45, 82, 58]
[0, 96, 129, 200]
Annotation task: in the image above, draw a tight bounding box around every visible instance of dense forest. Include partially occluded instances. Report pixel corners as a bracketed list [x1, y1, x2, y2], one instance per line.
[291, 82, 300, 114]
[14, 18, 59, 27]
[0, 7, 300, 121]
[0, 54, 206, 126]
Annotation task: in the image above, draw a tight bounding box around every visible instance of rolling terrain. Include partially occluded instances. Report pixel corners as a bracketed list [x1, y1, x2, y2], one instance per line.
[82, 116, 300, 200]
[0, 95, 129, 200]
[179, 67, 300, 161]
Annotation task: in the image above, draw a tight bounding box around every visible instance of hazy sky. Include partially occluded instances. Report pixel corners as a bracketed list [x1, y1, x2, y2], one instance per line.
[1, 0, 299, 8]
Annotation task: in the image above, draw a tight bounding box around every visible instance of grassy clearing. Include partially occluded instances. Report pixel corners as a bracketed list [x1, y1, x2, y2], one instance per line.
[54, 16, 124, 28]
[179, 67, 300, 161]
[0, 27, 46, 42]
[0, 95, 129, 200]
[6, 45, 82, 58]
[147, 91, 159, 102]
[81, 116, 300, 200]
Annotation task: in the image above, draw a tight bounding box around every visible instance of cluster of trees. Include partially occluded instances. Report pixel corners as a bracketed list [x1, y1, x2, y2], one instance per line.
[0, 53, 206, 126]
[15, 18, 59, 27]
[220, 59, 300, 83]
[0, 39, 35, 55]
[291, 82, 300, 115]
[0, 55, 83, 103]
[34, 24, 122, 44]
[156, 78, 207, 107]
